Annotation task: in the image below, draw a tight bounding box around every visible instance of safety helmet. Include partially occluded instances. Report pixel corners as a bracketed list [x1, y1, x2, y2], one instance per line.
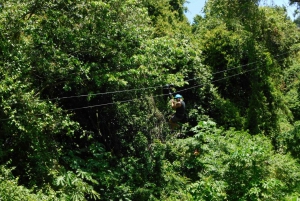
[174, 94, 183, 99]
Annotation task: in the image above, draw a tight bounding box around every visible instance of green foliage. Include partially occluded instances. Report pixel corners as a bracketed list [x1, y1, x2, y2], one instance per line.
[52, 170, 100, 201]
[211, 97, 245, 130]
[1, 0, 300, 200]
[282, 51, 300, 120]
[294, 15, 300, 27]
[279, 121, 300, 159]
[0, 165, 55, 201]
[0, 72, 81, 188]
[142, 0, 191, 36]
[187, 120, 300, 200]
[194, 0, 300, 138]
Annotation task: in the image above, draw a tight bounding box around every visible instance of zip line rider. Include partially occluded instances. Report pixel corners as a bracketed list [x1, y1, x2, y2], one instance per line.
[169, 94, 186, 130]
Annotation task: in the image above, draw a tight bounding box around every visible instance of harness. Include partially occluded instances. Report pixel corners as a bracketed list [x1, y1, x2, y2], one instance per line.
[175, 100, 186, 119]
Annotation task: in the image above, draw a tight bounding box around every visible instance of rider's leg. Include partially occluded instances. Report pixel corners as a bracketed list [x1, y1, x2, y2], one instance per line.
[169, 115, 180, 130]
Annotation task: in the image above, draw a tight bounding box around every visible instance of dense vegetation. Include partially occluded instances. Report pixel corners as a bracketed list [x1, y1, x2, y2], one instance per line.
[1, 0, 300, 200]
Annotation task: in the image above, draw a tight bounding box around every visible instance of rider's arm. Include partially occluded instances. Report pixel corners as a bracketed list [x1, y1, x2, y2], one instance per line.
[171, 100, 182, 109]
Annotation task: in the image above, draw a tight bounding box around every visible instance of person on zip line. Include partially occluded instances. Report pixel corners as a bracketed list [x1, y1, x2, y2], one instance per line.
[169, 94, 186, 130]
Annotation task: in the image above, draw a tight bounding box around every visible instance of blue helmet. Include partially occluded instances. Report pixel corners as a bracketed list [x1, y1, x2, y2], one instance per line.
[174, 94, 183, 99]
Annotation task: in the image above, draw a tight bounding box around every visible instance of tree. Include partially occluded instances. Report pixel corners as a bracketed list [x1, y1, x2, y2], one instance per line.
[186, 120, 300, 200]
[290, 0, 300, 9]
[294, 15, 300, 26]
[1, 0, 300, 200]
[194, 0, 300, 139]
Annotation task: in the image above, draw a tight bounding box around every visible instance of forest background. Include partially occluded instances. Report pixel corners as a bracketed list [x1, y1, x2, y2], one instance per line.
[1, 0, 300, 200]
[185, 0, 298, 23]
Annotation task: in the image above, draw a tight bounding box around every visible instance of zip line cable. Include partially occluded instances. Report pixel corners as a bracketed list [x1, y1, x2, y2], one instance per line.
[41, 49, 294, 102]
[45, 85, 163, 101]
[66, 65, 261, 111]
[177, 65, 261, 94]
[0, 49, 296, 121]
[1, 63, 262, 121]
